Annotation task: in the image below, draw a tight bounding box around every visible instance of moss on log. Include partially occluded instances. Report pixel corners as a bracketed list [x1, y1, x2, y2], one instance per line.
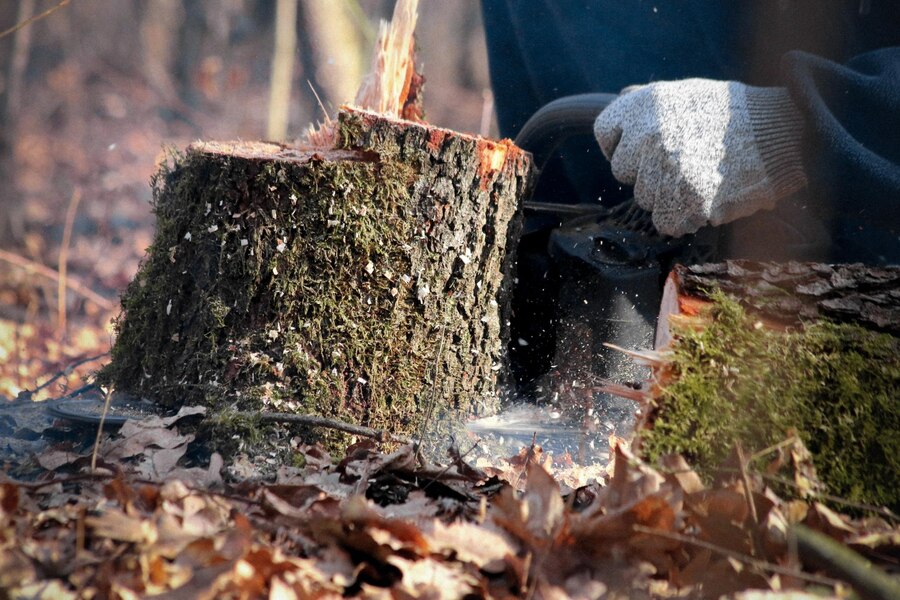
[100, 108, 533, 449]
[643, 263, 900, 511]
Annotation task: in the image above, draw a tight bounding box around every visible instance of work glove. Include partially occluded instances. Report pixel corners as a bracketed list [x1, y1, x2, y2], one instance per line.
[594, 79, 808, 237]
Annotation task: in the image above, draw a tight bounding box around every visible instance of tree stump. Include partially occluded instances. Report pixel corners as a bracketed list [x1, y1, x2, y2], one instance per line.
[101, 107, 534, 448]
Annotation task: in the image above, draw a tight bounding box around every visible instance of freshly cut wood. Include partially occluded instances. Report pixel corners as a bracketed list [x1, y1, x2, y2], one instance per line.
[656, 261, 900, 349]
[101, 107, 533, 448]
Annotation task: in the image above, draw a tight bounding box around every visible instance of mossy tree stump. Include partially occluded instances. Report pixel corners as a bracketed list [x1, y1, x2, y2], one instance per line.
[102, 108, 534, 447]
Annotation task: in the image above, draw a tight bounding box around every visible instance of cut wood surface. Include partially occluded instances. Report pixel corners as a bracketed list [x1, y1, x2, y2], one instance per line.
[101, 106, 533, 450]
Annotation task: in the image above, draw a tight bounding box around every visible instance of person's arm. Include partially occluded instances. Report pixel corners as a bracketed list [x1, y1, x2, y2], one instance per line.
[783, 47, 900, 227]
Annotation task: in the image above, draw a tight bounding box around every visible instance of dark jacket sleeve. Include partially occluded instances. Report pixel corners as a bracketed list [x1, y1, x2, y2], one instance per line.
[783, 47, 900, 233]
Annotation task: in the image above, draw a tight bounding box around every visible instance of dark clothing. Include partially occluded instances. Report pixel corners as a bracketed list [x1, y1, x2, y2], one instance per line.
[784, 47, 900, 262]
[482, 0, 900, 264]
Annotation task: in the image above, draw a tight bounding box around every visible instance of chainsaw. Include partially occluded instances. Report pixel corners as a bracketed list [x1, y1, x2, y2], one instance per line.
[468, 93, 718, 459]
[517, 93, 703, 391]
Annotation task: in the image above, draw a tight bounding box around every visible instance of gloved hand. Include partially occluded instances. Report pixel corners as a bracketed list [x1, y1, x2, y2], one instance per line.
[594, 79, 808, 237]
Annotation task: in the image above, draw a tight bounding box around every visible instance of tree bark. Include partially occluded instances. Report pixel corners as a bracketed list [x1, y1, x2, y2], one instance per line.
[656, 261, 900, 349]
[102, 107, 534, 449]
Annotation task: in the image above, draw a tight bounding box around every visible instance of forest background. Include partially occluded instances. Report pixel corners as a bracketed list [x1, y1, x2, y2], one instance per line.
[0, 0, 493, 397]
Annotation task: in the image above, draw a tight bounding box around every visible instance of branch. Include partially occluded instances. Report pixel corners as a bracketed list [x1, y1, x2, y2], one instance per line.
[793, 525, 900, 600]
[0, 248, 116, 311]
[0, 0, 70, 41]
[253, 411, 412, 445]
[18, 352, 109, 400]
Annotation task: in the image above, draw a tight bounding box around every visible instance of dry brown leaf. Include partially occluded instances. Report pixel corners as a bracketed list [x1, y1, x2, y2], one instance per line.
[10, 580, 77, 600]
[261, 486, 329, 522]
[803, 502, 857, 541]
[341, 495, 430, 555]
[491, 460, 566, 548]
[388, 555, 479, 599]
[165, 452, 224, 489]
[695, 557, 771, 599]
[594, 442, 666, 511]
[371, 490, 440, 522]
[269, 576, 298, 600]
[421, 519, 517, 567]
[849, 530, 900, 549]
[0, 482, 19, 514]
[734, 591, 836, 599]
[85, 508, 157, 544]
[0, 546, 38, 589]
[659, 454, 705, 495]
[105, 422, 193, 461]
[35, 447, 90, 471]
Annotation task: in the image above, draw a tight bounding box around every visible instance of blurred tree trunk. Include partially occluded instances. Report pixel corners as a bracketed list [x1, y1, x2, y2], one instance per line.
[267, 0, 297, 140]
[140, 0, 213, 110]
[174, 0, 208, 107]
[0, 0, 35, 243]
[299, 1, 366, 109]
[139, 0, 181, 101]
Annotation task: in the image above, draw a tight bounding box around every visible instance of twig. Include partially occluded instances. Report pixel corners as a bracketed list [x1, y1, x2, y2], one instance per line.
[254, 411, 411, 444]
[90, 387, 113, 473]
[0, 0, 70, 41]
[420, 439, 480, 493]
[0, 248, 116, 311]
[793, 524, 900, 600]
[25, 351, 109, 399]
[10, 471, 114, 491]
[735, 442, 762, 557]
[632, 525, 842, 588]
[749, 435, 799, 463]
[307, 80, 332, 126]
[57, 187, 83, 336]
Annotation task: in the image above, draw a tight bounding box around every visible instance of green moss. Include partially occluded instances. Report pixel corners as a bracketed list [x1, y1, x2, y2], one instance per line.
[99, 149, 435, 450]
[642, 293, 900, 510]
[99, 110, 533, 461]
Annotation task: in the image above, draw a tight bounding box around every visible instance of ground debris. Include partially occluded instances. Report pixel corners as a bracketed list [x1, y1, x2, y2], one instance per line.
[1, 412, 896, 599]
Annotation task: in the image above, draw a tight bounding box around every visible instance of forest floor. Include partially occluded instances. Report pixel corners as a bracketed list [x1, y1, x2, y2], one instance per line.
[1, 38, 899, 600]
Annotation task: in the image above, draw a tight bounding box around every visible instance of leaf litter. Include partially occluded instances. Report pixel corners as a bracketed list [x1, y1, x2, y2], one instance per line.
[1, 406, 897, 599]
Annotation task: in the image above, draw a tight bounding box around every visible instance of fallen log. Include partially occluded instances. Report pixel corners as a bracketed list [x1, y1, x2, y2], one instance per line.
[656, 261, 900, 349]
[621, 261, 900, 511]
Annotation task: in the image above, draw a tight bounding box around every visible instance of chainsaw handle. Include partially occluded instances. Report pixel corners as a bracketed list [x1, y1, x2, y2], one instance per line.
[514, 93, 617, 170]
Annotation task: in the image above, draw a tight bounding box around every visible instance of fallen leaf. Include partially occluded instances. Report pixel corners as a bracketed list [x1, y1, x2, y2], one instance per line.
[85, 508, 157, 544]
[388, 555, 479, 598]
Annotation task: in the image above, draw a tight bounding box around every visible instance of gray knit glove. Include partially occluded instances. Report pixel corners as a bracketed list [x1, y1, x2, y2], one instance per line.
[594, 79, 808, 237]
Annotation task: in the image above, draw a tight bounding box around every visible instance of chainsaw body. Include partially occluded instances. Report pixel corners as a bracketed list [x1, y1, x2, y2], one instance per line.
[512, 94, 716, 419]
